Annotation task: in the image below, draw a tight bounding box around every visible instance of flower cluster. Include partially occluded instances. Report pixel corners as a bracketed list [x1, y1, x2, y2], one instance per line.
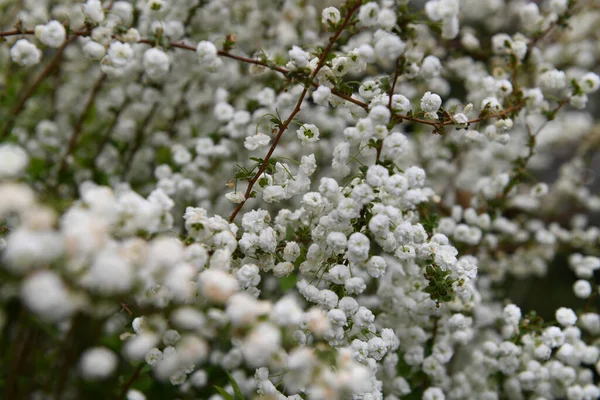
[1, 0, 600, 399]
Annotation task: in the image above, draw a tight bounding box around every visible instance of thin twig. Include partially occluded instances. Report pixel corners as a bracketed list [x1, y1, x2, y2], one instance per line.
[0, 28, 34, 37]
[54, 72, 106, 180]
[121, 102, 159, 180]
[116, 364, 144, 400]
[92, 108, 122, 166]
[377, 56, 403, 161]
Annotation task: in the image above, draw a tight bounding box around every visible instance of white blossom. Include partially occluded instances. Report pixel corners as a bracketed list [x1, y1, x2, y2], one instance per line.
[10, 39, 42, 66]
[35, 21, 66, 48]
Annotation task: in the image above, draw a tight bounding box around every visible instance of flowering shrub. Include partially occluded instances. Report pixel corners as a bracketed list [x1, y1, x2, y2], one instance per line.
[1, 0, 600, 399]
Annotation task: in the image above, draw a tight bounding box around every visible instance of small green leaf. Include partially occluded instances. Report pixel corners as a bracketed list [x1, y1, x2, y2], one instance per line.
[214, 386, 235, 400]
[226, 372, 245, 400]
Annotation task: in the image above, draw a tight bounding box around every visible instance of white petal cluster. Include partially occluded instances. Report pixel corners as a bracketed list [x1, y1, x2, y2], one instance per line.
[143, 48, 170, 81]
[35, 21, 66, 48]
[10, 39, 42, 66]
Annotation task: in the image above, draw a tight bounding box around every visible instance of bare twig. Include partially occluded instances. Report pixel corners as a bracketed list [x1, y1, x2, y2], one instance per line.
[54, 72, 106, 180]
[116, 364, 144, 400]
[121, 102, 159, 180]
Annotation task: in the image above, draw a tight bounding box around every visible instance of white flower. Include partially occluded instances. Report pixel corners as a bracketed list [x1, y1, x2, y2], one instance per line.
[297, 124, 320, 144]
[358, 2, 380, 27]
[374, 32, 405, 63]
[35, 21, 66, 48]
[304, 307, 331, 336]
[121, 28, 141, 43]
[322, 6, 341, 25]
[312, 85, 331, 106]
[273, 261, 294, 277]
[83, 41, 106, 60]
[83, 0, 105, 23]
[123, 333, 160, 361]
[226, 292, 271, 325]
[10, 39, 42, 66]
[421, 91, 442, 114]
[240, 322, 281, 367]
[288, 45, 310, 69]
[453, 113, 468, 126]
[197, 269, 238, 303]
[126, 390, 146, 400]
[106, 41, 133, 67]
[196, 40, 218, 65]
[366, 165, 389, 187]
[111, 2, 133, 24]
[21, 271, 76, 322]
[550, 0, 568, 14]
[82, 251, 134, 294]
[244, 132, 271, 150]
[503, 304, 522, 326]
[143, 48, 170, 81]
[0, 144, 29, 178]
[421, 55, 442, 78]
[331, 56, 350, 76]
[556, 307, 578, 327]
[539, 69, 567, 90]
[79, 347, 118, 380]
[236, 263, 261, 287]
[225, 191, 245, 203]
[263, 185, 286, 203]
[369, 105, 391, 125]
[573, 280, 592, 299]
[579, 72, 600, 93]
[271, 296, 303, 326]
[366, 256, 387, 278]
[378, 8, 397, 30]
[347, 232, 370, 263]
[213, 102, 234, 122]
[391, 94, 411, 113]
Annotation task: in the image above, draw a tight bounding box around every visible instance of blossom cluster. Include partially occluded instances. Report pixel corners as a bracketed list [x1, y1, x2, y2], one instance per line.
[0, 0, 600, 399]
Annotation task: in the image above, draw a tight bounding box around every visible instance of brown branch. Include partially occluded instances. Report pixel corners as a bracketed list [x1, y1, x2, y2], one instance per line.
[116, 364, 144, 400]
[491, 96, 570, 209]
[227, 0, 363, 223]
[387, 57, 402, 110]
[377, 56, 403, 161]
[0, 29, 34, 37]
[137, 38, 369, 110]
[121, 102, 159, 180]
[525, 0, 584, 59]
[92, 108, 122, 166]
[55, 72, 106, 180]
[0, 19, 527, 148]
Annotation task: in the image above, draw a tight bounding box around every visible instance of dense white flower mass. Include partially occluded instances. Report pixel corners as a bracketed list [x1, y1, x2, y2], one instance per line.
[1, 0, 600, 399]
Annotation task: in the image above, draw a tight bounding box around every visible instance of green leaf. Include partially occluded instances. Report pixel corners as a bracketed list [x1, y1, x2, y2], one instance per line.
[214, 386, 235, 400]
[279, 274, 298, 291]
[226, 372, 245, 400]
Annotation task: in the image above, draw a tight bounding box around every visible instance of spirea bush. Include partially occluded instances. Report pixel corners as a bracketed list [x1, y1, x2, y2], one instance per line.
[1, 0, 600, 399]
